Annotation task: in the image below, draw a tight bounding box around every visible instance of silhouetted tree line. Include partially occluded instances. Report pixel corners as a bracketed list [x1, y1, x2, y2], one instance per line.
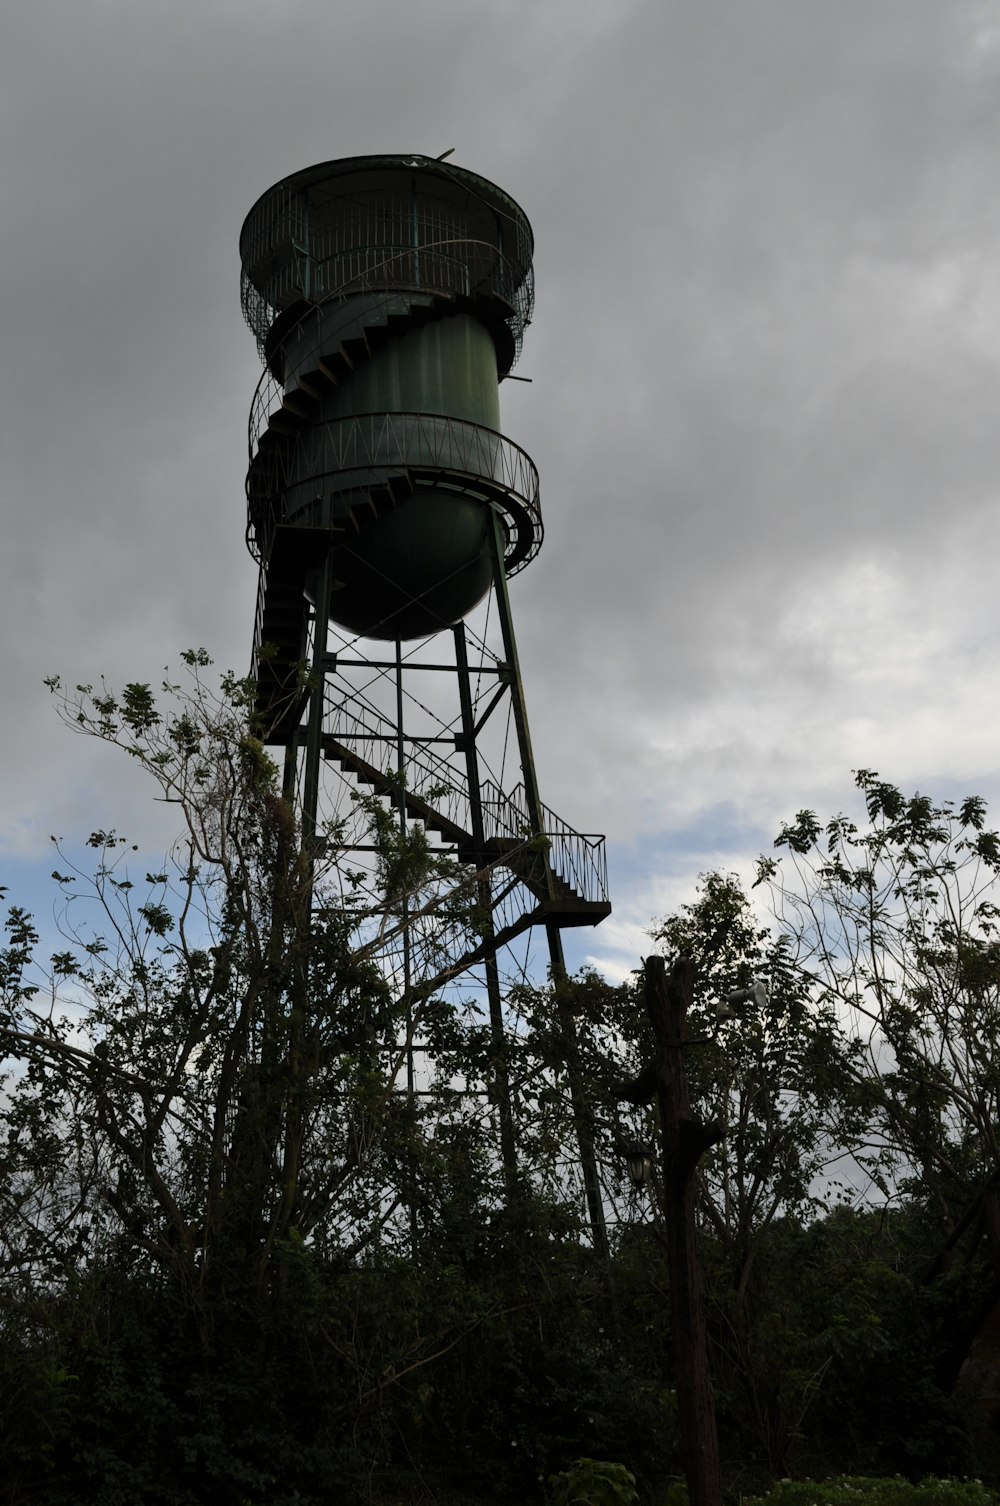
[1, 665, 997, 1503]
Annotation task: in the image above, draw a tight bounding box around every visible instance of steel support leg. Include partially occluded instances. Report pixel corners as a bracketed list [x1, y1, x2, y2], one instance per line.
[487, 510, 608, 1255]
[454, 623, 519, 1199]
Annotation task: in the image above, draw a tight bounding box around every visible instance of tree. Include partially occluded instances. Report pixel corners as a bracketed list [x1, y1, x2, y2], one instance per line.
[653, 871, 874, 1275]
[0, 654, 556, 1501]
[619, 873, 875, 1477]
[759, 768, 1000, 1219]
[17, 672, 996, 1500]
[609, 860, 986, 1483]
[1, 655, 444, 1305]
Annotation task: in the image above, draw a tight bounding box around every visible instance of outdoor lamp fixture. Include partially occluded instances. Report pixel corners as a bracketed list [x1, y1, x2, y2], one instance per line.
[715, 979, 768, 1023]
[622, 1140, 656, 1190]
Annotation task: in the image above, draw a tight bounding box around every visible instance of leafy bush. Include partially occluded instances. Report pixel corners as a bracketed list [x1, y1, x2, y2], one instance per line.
[548, 1457, 638, 1506]
[745, 1477, 1000, 1506]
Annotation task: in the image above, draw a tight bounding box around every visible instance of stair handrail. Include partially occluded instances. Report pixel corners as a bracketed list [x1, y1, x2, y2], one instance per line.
[251, 561, 269, 678]
[340, 833, 560, 996]
[246, 409, 542, 575]
[326, 701, 474, 840]
[480, 780, 609, 907]
[243, 234, 530, 368]
[247, 236, 525, 463]
[480, 779, 532, 842]
[322, 721, 609, 913]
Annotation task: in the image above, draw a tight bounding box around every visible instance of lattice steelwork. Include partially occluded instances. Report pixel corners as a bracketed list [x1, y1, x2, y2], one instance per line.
[238, 154, 611, 1248]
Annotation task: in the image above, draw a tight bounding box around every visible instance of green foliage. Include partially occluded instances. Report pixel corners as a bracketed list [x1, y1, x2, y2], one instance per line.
[655, 872, 877, 1246]
[4, 656, 687, 1501]
[746, 1478, 1000, 1506]
[618, 860, 987, 1485]
[548, 1458, 638, 1506]
[764, 769, 1000, 1214]
[4, 658, 487, 1304]
[9, 689, 1000, 1505]
[0, 1324, 74, 1505]
[702, 1205, 969, 1482]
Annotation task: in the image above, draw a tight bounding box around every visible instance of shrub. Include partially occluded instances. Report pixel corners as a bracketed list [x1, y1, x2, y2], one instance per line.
[745, 1477, 1000, 1506]
[548, 1458, 638, 1506]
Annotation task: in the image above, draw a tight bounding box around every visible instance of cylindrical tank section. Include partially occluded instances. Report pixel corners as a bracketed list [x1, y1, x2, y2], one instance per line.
[240, 155, 542, 640]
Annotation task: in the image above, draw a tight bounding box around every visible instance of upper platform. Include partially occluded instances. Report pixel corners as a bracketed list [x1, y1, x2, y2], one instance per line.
[239, 153, 535, 373]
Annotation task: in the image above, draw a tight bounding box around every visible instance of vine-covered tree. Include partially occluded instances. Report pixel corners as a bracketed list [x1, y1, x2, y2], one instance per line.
[1, 653, 466, 1307]
[0, 654, 557, 1502]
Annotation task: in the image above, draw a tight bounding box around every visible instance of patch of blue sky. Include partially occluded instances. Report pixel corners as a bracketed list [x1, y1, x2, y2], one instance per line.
[580, 801, 778, 982]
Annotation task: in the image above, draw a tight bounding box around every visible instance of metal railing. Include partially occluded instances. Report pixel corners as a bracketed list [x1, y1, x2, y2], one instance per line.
[246, 410, 542, 575]
[320, 707, 608, 910]
[538, 804, 610, 909]
[482, 781, 609, 907]
[245, 240, 530, 464]
[241, 236, 532, 367]
[325, 700, 474, 841]
[251, 561, 268, 676]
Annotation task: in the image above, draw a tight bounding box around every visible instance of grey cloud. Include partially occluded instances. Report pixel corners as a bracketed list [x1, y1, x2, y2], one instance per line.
[2, 1, 999, 984]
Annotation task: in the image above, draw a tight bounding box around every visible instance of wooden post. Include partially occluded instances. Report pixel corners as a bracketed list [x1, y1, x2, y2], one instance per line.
[644, 954, 723, 1506]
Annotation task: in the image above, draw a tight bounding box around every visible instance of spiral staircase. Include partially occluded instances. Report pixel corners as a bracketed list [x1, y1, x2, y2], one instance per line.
[247, 273, 541, 742]
[240, 156, 609, 947]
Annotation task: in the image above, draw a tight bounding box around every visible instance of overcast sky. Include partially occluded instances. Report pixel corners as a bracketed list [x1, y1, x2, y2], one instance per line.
[4, 0, 1000, 982]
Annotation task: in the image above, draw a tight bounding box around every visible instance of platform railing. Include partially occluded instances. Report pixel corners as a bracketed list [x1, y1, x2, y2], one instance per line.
[480, 781, 609, 908]
[322, 709, 607, 909]
[246, 239, 528, 463]
[242, 236, 531, 369]
[286, 410, 537, 501]
[247, 409, 542, 575]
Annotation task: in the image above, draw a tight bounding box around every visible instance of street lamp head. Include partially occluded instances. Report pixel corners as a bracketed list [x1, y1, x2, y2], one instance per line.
[622, 1140, 656, 1189]
[716, 979, 768, 1022]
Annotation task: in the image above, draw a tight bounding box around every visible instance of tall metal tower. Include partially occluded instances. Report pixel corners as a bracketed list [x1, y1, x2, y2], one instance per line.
[239, 154, 610, 1240]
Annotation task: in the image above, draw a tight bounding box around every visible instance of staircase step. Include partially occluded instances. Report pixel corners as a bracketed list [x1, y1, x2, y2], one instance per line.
[264, 407, 302, 436]
[342, 335, 369, 363]
[281, 388, 318, 420]
[261, 618, 304, 631]
[296, 367, 335, 399]
[260, 629, 303, 641]
[483, 836, 580, 905]
[323, 736, 472, 849]
[316, 351, 346, 382]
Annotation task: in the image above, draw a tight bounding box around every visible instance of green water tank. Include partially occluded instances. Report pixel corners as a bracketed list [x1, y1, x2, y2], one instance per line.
[240, 154, 542, 640]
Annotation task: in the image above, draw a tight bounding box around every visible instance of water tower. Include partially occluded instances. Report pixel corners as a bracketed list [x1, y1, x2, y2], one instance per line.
[239, 154, 610, 1240]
